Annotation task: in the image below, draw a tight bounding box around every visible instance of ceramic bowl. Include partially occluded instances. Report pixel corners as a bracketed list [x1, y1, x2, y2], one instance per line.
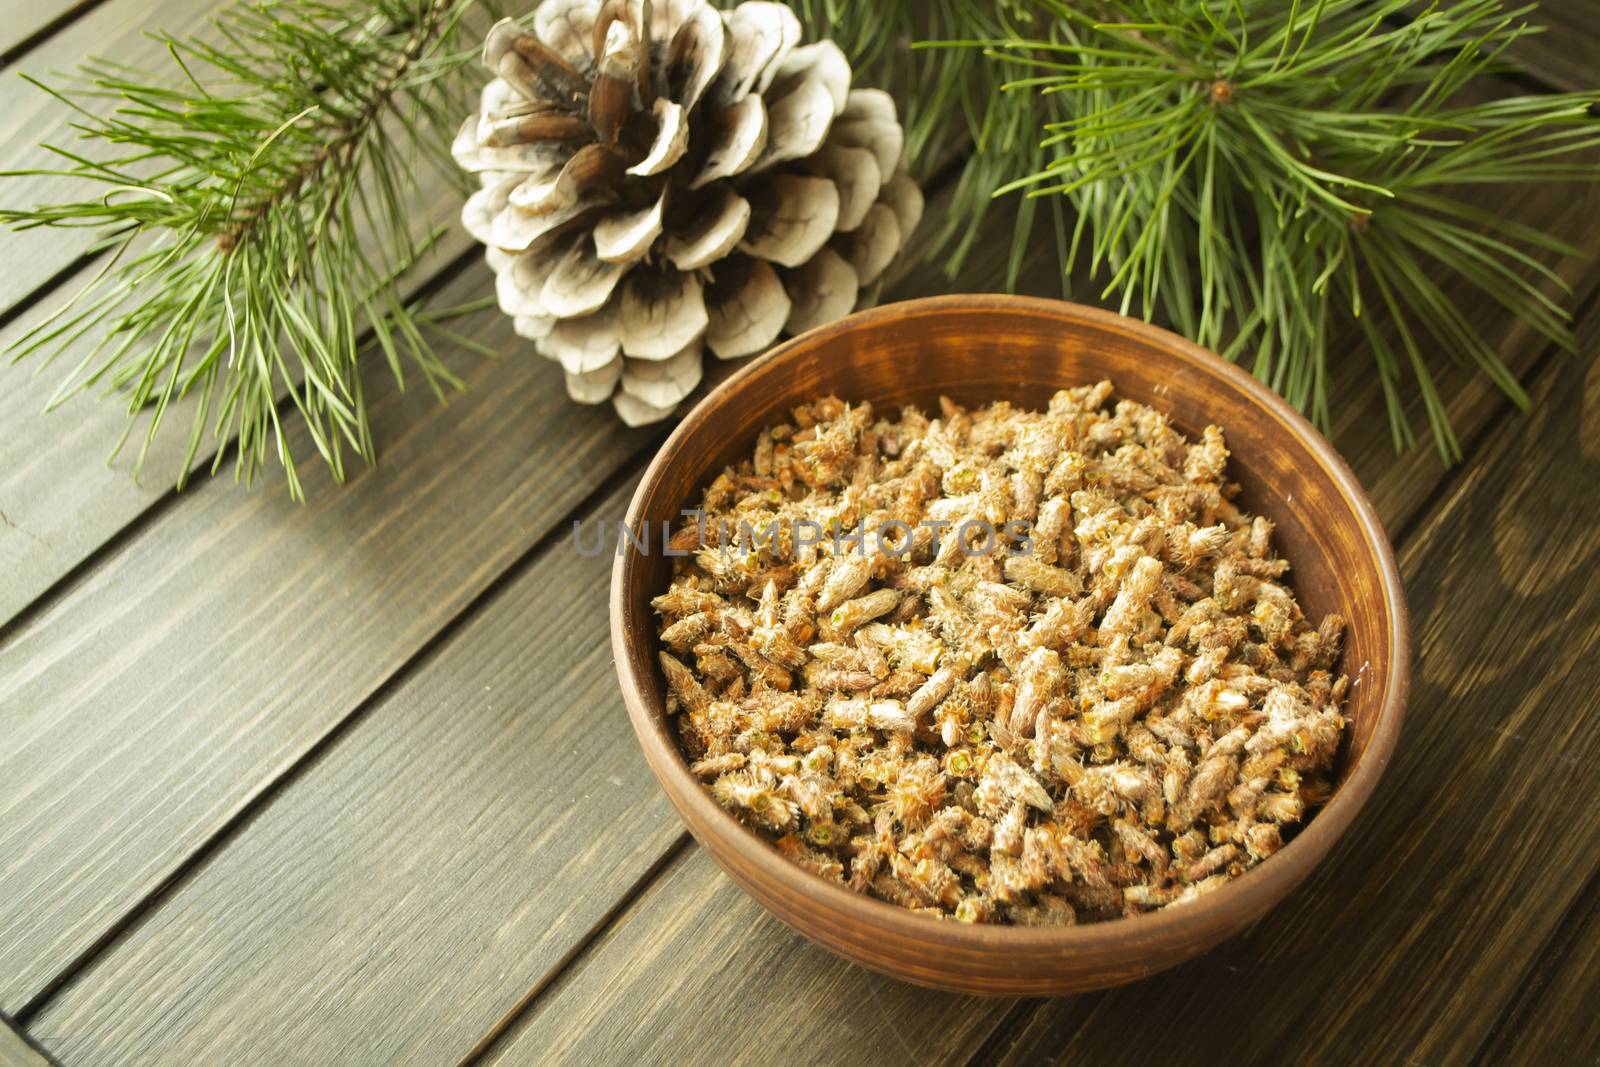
[611, 294, 1408, 995]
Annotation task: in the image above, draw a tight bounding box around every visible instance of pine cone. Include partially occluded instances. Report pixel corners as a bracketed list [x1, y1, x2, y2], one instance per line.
[453, 0, 922, 425]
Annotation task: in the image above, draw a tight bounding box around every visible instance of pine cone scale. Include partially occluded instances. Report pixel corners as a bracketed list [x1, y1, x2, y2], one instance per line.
[593, 191, 666, 262]
[628, 98, 688, 175]
[706, 256, 789, 359]
[535, 0, 601, 72]
[806, 144, 879, 233]
[621, 268, 707, 360]
[784, 247, 856, 335]
[666, 187, 750, 271]
[739, 173, 837, 268]
[690, 95, 767, 189]
[542, 238, 628, 316]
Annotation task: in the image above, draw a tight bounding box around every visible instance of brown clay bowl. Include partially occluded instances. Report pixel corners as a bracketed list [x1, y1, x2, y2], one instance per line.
[610, 294, 1408, 996]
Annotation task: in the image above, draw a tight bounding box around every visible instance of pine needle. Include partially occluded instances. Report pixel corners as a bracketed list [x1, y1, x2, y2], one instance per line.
[2, 0, 492, 498]
[6, 0, 1597, 489]
[911, 0, 1600, 458]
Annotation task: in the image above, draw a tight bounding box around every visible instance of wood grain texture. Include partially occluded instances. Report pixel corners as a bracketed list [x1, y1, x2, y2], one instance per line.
[0, 266, 659, 1015]
[987, 340, 1600, 1066]
[0, 0, 88, 58]
[481, 846, 1013, 1067]
[0, 231, 468, 627]
[0, 1018, 49, 1067]
[1507, 0, 1600, 93]
[1474, 882, 1600, 1065]
[1452, 308, 1600, 1067]
[27, 482, 695, 1067]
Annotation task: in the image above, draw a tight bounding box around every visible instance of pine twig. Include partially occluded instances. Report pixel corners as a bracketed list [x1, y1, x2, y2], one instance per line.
[2, 0, 493, 498]
[6, 0, 1596, 490]
[910, 0, 1600, 459]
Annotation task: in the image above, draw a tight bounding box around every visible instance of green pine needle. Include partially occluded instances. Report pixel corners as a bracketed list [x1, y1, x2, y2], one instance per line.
[2, 0, 492, 498]
[912, 0, 1600, 459]
[5, 0, 1596, 494]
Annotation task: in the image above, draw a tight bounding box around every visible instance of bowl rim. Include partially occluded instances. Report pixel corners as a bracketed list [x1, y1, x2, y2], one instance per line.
[611, 293, 1409, 953]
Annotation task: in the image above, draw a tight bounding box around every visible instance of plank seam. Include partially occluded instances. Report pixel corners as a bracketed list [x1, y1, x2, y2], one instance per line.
[0, 0, 118, 70]
[1386, 353, 1565, 553]
[10, 429, 669, 1025]
[0, 1011, 65, 1067]
[458, 832, 696, 1066]
[1388, 282, 1596, 552]
[1497, 64, 1574, 99]
[0, 249, 103, 335]
[955, 999, 1050, 1067]
[0, 243, 481, 650]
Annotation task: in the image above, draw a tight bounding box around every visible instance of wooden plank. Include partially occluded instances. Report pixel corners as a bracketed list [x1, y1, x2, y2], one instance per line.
[12, 172, 972, 1061]
[0, 264, 661, 1015]
[987, 321, 1600, 1066]
[26, 481, 697, 1066]
[1428, 305, 1600, 1067]
[0, 232, 469, 626]
[481, 846, 1012, 1067]
[1474, 884, 1600, 1064]
[23, 174, 1599, 1061]
[0, 0, 477, 625]
[1508, 0, 1599, 94]
[0, 1017, 50, 1067]
[446, 178, 1600, 1063]
[0, 0, 85, 60]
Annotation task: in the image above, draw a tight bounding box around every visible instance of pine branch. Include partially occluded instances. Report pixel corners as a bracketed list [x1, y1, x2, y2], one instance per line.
[915, 0, 1600, 459]
[7, 0, 1594, 494]
[2, 0, 492, 498]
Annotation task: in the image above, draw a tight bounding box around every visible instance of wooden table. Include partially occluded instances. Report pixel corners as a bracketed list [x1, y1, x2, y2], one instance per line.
[2, 4, 1597, 1065]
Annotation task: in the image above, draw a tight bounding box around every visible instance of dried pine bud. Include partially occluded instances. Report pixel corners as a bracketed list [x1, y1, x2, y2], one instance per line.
[1004, 556, 1083, 598]
[818, 554, 875, 612]
[660, 651, 711, 714]
[980, 751, 1054, 813]
[955, 896, 996, 923]
[1008, 647, 1064, 737]
[661, 388, 1347, 924]
[889, 756, 947, 827]
[824, 588, 900, 638]
[907, 666, 959, 722]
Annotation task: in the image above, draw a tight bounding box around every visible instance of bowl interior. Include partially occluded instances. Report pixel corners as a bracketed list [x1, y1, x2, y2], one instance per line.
[620, 296, 1400, 791]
